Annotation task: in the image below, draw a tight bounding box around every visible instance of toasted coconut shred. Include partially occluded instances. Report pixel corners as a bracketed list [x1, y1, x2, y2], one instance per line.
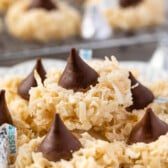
[0, 56, 168, 167]
[15, 133, 168, 168]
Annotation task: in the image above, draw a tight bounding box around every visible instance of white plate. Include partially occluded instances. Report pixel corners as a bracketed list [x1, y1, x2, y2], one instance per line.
[0, 59, 167, 82]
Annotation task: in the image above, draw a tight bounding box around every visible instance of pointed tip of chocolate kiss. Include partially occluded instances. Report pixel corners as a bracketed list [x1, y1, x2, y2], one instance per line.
[128, 108, 168, 144]
[126, 72, 154, 112]
[0, 90, 13, 126]
[35, 58, 46, 81]
[70, 48, 76, 56]
[28, 0, 57, 11]
[119, 0, 143, 8]
[58, 48, 99, 92]
[18, 58, 46, 100]
[38, 113, 82, 162]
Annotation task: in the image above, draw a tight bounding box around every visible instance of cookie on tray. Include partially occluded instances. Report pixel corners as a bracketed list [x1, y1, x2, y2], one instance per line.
[5, 0, 81, 42]
[85, 0, 165, 30]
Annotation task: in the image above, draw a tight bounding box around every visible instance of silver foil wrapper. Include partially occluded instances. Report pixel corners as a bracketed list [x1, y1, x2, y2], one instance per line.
[0, 124, 17, 168]
[150, 34, 168, 71]
[81, 5, 112, 40]
[79, 49, 93, 61]
[155, 97, 168, 103]
[98, 0, 119, 10]
[0, 128, 8, 168]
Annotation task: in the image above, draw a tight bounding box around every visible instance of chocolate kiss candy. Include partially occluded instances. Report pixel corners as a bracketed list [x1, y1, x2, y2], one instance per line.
[0, 90, 13, 126]
[18, 58, 46, 100]
[119, 0, 142, 8]
[38, 113, 82, 162]
[126, 72, 154, 112]
[28, 0, 57, 11]
[58, 48, 99, 91]
[128, 108, 168, 144]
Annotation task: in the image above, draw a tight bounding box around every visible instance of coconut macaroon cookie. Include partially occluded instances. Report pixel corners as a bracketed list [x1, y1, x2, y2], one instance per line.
[28, 49, 135, 138]
[15, 110, 168, 168]
[28, 49, 158, 142]
[5, 0, 81, 41]
[15, 134, 168, 168]
[15, 136, 127, 168]
[15, 114, 127, 168]
[0, 59, 47, 147]
[85, 0, 165, 30]
[0, 49, 156, 143]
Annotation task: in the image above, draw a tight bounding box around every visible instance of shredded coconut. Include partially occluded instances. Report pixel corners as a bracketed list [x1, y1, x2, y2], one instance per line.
[15, 133, 127, 168]
[15, 133, 168, 168]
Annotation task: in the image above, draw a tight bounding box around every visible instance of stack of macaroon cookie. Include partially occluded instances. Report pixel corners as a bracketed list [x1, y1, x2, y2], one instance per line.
[0, 48, 168, 167]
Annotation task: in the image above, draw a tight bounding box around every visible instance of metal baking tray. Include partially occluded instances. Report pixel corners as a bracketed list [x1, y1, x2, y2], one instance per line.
[0, 2, 167, 66]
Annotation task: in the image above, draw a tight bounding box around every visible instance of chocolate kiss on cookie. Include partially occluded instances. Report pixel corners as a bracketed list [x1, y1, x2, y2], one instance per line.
[0, 90, 13, 126]
[126, 72, 154, 112]
[119, 0, 142, 8]
[38, 113, 82, 162]
[128, 108, 168, 144]
[18, 58, 46, 100]
[28, 0, 57, 11]
[58, 48, 99, 91]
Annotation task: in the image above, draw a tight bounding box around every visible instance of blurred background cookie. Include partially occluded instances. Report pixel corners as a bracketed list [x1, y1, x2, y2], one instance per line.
[85, 0, 165, 30]
[5, 0, 81, 42]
